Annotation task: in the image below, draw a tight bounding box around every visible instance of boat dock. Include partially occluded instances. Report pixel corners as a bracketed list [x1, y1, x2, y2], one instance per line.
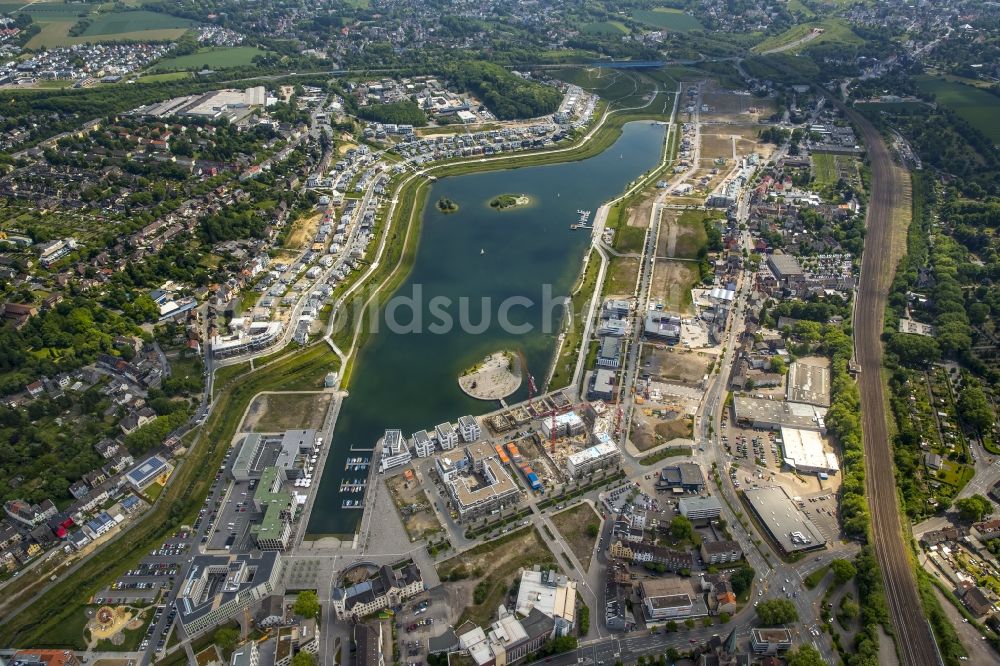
[571, 209, 593, 229]
[344, 456, 370, 472]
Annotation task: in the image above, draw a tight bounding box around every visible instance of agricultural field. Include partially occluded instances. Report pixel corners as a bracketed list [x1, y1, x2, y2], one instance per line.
[19, 6, 195, 48]
[82, 10, 193, 36]
[149, 46, 268, 72]
[631, 8, 702, 32]
[915, 75, 1000, 143]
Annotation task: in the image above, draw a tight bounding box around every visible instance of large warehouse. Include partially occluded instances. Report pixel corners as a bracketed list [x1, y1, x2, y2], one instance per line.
[779, 427, 839, 475]
[786, 361, 831, 407]
[733, 396, 827, 433]
[743, 486, 826, 554]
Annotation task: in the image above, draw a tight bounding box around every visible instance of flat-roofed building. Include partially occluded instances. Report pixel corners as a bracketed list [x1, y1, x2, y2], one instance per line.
[250, 467, 293, 551]
[733, 396, 827, 433]
[779, 427, 839, 475]
[379, 429, 412, 472]
[177, 552, 283, 637]
[658, 463, 705, 492]
[786, 360, 831, 407]
[458, 415, 481, 442]
[750, 628, 793, 655]
[566, 442, 621, 478]
[638, 577, 707, 621]
[743, 485, 827, 554]
[700, 540, 743, 564]
[125, 455, 171, 491]
[412, 430, 434, 458]
[677, 496, 722, 522]
[588, 369, 616, 401]
[446, 456, 520, 521]
[436, 422, 459, 449]
[515, 568, 577, 636]
[540, 411, 585, 440]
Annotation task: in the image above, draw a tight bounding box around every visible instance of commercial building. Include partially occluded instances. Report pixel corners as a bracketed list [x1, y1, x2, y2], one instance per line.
[597, 336, 623, 368]
[733, 396, 827, 433]
[565, 442, 621, 478]
[250, 467, 294, 551]
[779, 427, 839, 475]
[10, 651, 80, 666]
[588, 369, 616, 401]
[231, 431, 318, 482]
[540, 411, 585, 440]
[436, 422, 459, 449]
[743, 486, 827, 554]
[331, 562, 423, 619]
[700, 540, 743, 564]
[412, 430, 434, 458]
[458, 415, 481, 442]
[750, 628, 793, 655]
[638, 577, 707, 621]
[379, 429, 412, 472]
[766, 254, 803, 288]
[230, 641, 259, 666]
[677, 496, 722, 523]
[786, 361, 831, 407]
[644, 312, 681, 343]
[446, 455, 520, 521]
[657, 463, 705, 493]
[515, 568, 577, 636]
[125, 455, 171, 491]
[177, 552, 283, 637]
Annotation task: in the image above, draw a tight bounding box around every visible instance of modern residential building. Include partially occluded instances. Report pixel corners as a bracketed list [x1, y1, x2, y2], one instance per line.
[677, 496, 722, 523]
[565, 442, 621, 478]
[331, 562, 423, 619]
[700, 540, 743, 564]
[412, 430, 435, 458]
[177, 552, 283, 637]
[540, 411, 585, 440]
[750, 628, 793, 655]
[379, 429, 412, 472]
[458, 415, 481, 442]
[445, 455, 520, 521]
[588, 369, 616, 401]
[597, 336, 622, 368]
[436, 422, 459, 449]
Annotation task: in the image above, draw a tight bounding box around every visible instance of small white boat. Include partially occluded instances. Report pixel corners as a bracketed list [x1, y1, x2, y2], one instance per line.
[480, 249, 485, 255]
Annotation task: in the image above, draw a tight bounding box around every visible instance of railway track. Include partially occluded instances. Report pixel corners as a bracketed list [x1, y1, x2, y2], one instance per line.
[847, 104, 942, 666]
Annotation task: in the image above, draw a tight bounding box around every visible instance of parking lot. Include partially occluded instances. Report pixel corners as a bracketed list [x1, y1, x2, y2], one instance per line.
[395, 587, 452, 664]
[206, 478, 262, 552]
[797, 492, 841, 541]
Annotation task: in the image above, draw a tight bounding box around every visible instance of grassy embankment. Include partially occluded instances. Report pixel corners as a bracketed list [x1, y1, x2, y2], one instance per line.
[0, 344, 338, 648]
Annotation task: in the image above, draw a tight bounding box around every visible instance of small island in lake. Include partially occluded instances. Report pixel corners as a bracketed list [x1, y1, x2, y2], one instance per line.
[458, 351, 522, 401]
[489, 193, 531, 210]
[437, 197, 459, 213]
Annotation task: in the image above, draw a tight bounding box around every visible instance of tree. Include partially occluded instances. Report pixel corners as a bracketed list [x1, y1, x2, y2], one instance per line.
[586, 523, 600, 538]
[957, 383, 994, 432]
[730, 564, 755, 597]
[955, 494, 993, 522]
[214, 627, 240, 655]
[293, 590, 321, 619]
[830, 559, 857, 586]
[291, 653, 317, 666]
[786, 644, 825, 666]
[755, 598, 798, 626]
[670, 515, 694, 541]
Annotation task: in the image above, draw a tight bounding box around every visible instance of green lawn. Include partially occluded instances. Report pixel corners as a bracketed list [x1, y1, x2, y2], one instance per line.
[631, 8, 702, 32]
[150, 46, 268, 72]
[915, 75, 1000, 143]
[752, 18, 861, 54]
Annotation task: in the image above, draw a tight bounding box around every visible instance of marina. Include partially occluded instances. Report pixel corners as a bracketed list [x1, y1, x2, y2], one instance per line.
[307, 121, 667, 536]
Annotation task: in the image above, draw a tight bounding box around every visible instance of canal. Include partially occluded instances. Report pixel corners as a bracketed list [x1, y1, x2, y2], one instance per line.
[307, 121, 666, 535]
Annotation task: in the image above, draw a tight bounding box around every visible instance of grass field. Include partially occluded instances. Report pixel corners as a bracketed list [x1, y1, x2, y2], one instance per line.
[631, 8, 702, 32]
[752, 18, 861, 54]
[150, 46, 267, 72]
[811, 152, 837, 187]
[580, 21, 628, 36]
[915, 75, 1000, 143]
[22, 7, 195, 48]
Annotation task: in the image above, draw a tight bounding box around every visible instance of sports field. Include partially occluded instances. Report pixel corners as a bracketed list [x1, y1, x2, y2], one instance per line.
[631, 8, 702, 32]
[916, 75, 1000, 143]
[150, 46, 267, 72]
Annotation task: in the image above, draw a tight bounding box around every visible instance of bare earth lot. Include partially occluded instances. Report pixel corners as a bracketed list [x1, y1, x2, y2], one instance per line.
[437, 527, 557, 627]
[241, 392, 332, 432]
[650, 259, 699, 314]
[551, 502, 603, 571]
[642, 346, 711, 385]
[387, 474, 443, 542]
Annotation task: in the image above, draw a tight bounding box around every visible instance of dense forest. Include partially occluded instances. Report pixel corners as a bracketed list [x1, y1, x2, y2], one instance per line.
[444, 62, 562, 120]
[356, 100, 428, 126]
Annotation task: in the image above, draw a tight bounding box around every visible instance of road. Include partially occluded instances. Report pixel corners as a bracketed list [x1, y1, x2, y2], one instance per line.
[845, 99, 942, 665]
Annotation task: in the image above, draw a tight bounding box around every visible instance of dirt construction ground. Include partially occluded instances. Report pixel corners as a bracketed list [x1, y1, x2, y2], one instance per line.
[550, 502, 602, 571]
[387, 474, 443, 542]
[641, 346, 711, 385]
[437, 527, 557, 627]
[241, 392, 332, 432]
